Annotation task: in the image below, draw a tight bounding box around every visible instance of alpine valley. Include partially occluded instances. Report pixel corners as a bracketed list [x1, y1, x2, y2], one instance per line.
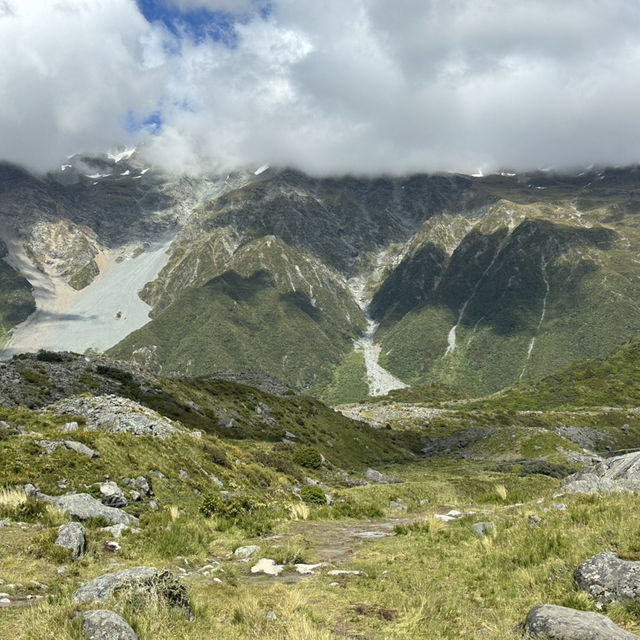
[4, 153, 640, 639]
[1, 152, 640, 404]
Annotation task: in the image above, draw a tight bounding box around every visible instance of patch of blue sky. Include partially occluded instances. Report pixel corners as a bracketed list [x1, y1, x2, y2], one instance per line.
[125, 110, 163, 135]
[136, 0, 271, 47]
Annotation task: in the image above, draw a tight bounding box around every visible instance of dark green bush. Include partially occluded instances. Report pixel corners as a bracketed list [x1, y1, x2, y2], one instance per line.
[35, 350, 70, 363]
[300, 485, 327, 505]
[292, 446, 323, 469]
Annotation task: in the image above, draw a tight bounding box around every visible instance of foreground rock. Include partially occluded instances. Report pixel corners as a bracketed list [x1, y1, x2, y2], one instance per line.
[55, 522, 86, 560]
[45, 493, 138, 526]
[562, 452, 640, 494]
[73, 567, 191, 616]
[524, 604, 639, 639]
[575, 552, 640, 606]
[81, 610, 137, 640]
[49, 395, 181, 438]
[250, 559, 284, 576]
[99, 482, 128, 508]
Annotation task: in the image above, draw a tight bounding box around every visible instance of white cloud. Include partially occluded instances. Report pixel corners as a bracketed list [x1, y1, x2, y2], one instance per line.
[3, 0, 640, 174]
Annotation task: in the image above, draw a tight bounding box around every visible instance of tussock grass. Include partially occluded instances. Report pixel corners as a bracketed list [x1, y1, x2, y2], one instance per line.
[0, 486, 27, 509]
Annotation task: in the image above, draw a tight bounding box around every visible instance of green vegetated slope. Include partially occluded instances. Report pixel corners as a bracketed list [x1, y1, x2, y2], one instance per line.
[0, 240, 35, 344]
[373, 169, 640, 395]
[467, 338, 640, 412]
[110, 236, 366, 390]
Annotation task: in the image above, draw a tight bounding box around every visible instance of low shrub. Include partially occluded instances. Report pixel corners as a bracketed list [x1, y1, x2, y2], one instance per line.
[300, 485, 327, 505]
[292, 446, 323, 469]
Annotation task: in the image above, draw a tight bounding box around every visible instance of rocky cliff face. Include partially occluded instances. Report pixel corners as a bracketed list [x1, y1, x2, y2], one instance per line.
[2, 159, 640, 400]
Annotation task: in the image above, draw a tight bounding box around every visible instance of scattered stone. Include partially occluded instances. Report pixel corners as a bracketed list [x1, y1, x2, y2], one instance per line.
[149, 470, 166, 480]
[561, 451, 640, 495]
[0, 520, 10, 527]
[122, 476, 153, 497]
[284, 431, 298, 440]
[99, 482, 128, 509]
[101, 524, 140, 538]
[39, 439, 62, 455]
[528, 515, 543, 529]
[179, 470, 190, 480]
[326, 570, 367, 577]
[265, 611, 277, 621]
[234, 545, 259, 561]
[148, 500, 158, 511]
[552, 503, 567, 511]
[64, 440, 99, 458]
[622, 424, 630, 433]
[365, 468, 389, 484]
[81, 609, 138, 640]
[55, 522, 86, 560]
[250, 559, 284, 576]
[304, 477, 319, 486]
[0, 597, 10, 604]
[0, 593, 9, 598]
[49, 395, 181, 438]
[389, 499, 407, 511]
[43, 493, 137, 526]
[129, 491, 141, 502]
[472, 522, 495, 538]
[294, 563, 326, 575]
[352, 531, 391, 539]
[57, 567, 67, 575]
[73, 567, 191, 616]
[62, 421, 79, 431]
[524, 604, 639, 639]
[104, 541, 121, 553]
[436, 514, 457, 522]
[30, 580, 48, 590]
[575, 552, 640, 606]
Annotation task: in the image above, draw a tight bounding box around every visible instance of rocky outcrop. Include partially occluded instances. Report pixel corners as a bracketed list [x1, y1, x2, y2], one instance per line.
[562, 452, 640, 495]
[524, 604, 639, 639]
[55, 522, 86, 560]
[49, 395, 180, 438]
[575, 552, 640, 606]
[81, 609, 137, 640]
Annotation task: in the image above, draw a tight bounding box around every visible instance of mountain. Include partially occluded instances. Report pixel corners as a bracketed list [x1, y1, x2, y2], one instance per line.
[2, 158, 640, 400]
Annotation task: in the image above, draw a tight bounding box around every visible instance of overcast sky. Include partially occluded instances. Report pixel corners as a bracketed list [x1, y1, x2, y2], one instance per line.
[2, 0, 640, 175]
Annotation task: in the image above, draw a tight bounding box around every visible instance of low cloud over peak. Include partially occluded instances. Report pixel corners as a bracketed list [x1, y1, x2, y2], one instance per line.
[2, 0, 640, 175]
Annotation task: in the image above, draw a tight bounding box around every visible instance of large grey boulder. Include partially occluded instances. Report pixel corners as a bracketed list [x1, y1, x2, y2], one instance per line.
[365, 468, 389, 484]
[81, 610, 137, 640]
[55, 522, 86, 560]
[524, 604, 639, 639]
[73, 567, 191, 617]
[575, 552, 640, 606]
[562, 452, 640, 495]
[45, 493, 138, 526]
